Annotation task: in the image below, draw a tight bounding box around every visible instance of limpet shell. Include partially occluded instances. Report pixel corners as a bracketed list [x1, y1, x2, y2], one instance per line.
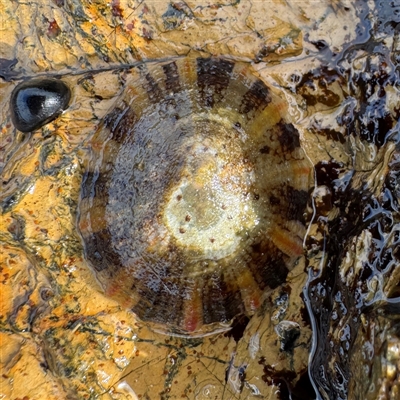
[78, 57, 312, 337]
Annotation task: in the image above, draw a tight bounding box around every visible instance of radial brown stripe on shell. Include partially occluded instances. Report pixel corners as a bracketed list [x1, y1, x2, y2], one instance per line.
[78, 56, 313, 337]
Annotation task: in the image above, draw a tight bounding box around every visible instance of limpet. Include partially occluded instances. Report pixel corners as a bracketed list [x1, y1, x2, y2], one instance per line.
[78, 57, 312, 337]
[10, 78, 71, 132]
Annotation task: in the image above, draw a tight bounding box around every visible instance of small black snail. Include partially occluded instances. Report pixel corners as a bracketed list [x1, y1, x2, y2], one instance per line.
[10, 78, 71, 132]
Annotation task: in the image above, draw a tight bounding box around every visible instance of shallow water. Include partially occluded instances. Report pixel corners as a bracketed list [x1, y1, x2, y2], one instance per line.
[304, 1, 400, 398]
[1, 1, 399, 399]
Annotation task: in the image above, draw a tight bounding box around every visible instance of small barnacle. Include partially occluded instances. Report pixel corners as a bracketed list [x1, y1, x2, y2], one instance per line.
[10, 78, 71, 132]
